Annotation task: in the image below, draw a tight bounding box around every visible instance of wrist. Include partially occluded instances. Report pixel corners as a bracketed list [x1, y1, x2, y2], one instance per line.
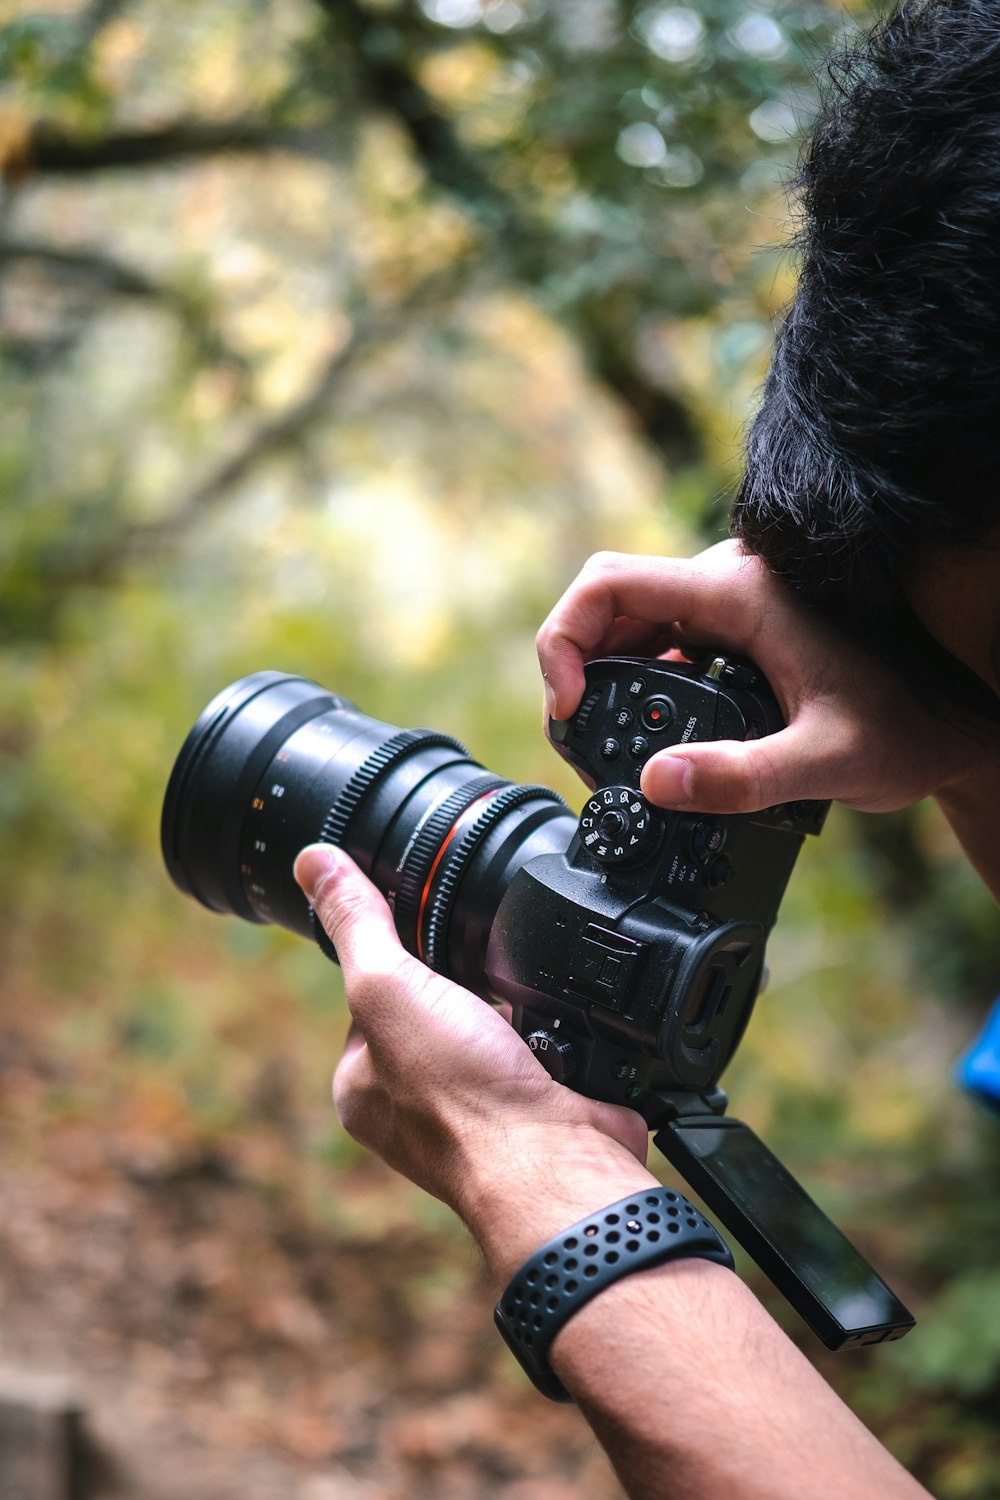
[451, 1121, 660, 1285]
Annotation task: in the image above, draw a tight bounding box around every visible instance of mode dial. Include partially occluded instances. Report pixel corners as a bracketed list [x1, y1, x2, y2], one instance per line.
[578, 785, 662, 867]
[526, 1030, 577, 1084]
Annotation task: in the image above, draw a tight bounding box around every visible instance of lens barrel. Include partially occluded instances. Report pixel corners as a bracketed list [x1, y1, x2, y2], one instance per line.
[161, 673, 576, 994]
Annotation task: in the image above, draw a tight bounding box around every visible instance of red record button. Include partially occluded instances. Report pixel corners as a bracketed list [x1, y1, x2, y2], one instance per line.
[640, 696, 674, 732]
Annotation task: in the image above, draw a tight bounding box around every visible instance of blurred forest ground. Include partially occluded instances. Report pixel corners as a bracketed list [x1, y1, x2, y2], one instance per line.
[2, 1, 1000, 1496]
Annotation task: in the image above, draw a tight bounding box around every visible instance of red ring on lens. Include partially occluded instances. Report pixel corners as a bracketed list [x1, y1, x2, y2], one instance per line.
[416, 790, 500, 960]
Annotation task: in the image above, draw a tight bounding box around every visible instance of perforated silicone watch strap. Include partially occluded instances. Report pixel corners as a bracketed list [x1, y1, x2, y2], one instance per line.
[494, 1187, 734, 1402]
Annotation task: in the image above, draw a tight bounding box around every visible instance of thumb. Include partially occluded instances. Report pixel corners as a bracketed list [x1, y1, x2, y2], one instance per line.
[294, 844, 412, 989]
[640, 720, 840, 815]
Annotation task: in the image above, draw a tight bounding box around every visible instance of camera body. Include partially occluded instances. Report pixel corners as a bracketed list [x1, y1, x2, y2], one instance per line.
[162, 657, 914, 1351]
[488, 656, 827, 1123]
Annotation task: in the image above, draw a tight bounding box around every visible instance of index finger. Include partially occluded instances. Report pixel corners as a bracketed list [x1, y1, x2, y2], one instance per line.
[536, 544, 764, 719]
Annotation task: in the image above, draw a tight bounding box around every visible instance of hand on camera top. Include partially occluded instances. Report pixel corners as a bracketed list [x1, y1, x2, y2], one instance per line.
[294, 844, 655, 1272]
[537, 540, 992, 817]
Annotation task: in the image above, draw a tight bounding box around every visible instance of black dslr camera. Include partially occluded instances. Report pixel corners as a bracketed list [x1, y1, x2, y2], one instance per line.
[162, 658, 914, 1350]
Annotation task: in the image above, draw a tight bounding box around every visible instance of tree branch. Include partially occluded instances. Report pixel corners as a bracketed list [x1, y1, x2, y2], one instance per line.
[0, 239, 248, 373]
[7, 118, 336, 178]
[313, 0, 701, 466]
[317, 0, 519, 232]
[123, 259, 476, 558]
[0, 239, 176, 297]
[126, 349, 354, 555]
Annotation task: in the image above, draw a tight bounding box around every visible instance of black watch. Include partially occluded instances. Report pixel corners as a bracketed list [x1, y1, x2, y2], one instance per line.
[494, 1187, 734, 1402]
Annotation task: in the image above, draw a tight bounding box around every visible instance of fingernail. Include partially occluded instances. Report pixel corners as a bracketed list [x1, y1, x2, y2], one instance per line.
[294, 844, 343, 899]
[543, 682, 556, 722]
[642, 755, 693, 807]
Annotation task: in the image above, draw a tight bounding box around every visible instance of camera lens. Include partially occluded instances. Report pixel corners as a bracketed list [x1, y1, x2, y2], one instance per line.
[161, 672, 576, 994]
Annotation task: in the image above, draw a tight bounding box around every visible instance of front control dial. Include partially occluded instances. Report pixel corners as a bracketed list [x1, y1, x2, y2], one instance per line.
[578, 785, 662, 867]
[526, 1030, 577, 1083]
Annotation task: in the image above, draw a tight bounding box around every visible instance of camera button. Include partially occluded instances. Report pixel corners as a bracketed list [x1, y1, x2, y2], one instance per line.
[600, 737, 621, 760]
[640, 696, 674, 732]
[687, 818, 726, 862]
[628, 735, 649, 758]
[527, 1030, 577, 1083]
[613, 706, 635, 729]
[626, 676, 647, 698]
[706, 854, 735, 889]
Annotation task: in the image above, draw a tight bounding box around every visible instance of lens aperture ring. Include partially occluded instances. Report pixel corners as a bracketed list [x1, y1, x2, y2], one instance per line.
[422, 784, 568, 972]
[319, 729, 470, 851]
[392, 774, 508, 951]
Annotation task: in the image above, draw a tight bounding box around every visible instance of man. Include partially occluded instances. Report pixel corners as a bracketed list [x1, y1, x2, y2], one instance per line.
[294, 2, 1000, 1493]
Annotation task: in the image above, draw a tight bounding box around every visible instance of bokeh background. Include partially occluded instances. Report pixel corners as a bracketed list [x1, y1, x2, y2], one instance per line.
[3, 1, 1000, 1496]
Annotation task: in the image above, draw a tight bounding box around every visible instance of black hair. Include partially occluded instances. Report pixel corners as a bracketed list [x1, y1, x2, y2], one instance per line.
[731, 0, 1000, 720]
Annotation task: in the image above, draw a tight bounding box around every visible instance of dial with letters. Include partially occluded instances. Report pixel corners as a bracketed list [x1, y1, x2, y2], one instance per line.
[579, 783, 662, 867]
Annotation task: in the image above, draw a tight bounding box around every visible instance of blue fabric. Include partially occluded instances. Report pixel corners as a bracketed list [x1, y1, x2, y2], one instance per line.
[957, 996, 1000, 1116]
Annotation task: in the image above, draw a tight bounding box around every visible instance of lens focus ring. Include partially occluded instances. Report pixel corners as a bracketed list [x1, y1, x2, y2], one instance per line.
[308, 728, 473, 964]
[319, 729, 470, 851]
[423, 784, 567, 972]
[392, 774, 508, 950]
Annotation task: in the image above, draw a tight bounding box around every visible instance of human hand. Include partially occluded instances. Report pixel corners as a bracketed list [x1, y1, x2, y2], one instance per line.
[537, 540, 991, 815]
[294, 862, 930, 1494]
[294, 843, 652, 1245]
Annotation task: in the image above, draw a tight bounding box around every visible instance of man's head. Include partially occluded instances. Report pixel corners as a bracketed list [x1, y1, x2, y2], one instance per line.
[731, 0, 1000, 715]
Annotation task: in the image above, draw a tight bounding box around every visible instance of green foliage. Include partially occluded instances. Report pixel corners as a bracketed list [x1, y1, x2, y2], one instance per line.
[0, 13, 112, 124]
[892, 1270, 1000, 1398]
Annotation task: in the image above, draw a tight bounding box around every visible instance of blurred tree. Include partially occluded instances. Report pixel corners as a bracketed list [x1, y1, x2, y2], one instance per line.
[1, 0, 846, 638]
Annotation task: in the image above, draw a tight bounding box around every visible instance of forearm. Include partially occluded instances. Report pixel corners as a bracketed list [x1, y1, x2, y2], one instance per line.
[302, 848, 930, 1499]
[936, 763, 1000, 904]
[555, 1263, 925, 1500]
[457, 1130, 929, 1500]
